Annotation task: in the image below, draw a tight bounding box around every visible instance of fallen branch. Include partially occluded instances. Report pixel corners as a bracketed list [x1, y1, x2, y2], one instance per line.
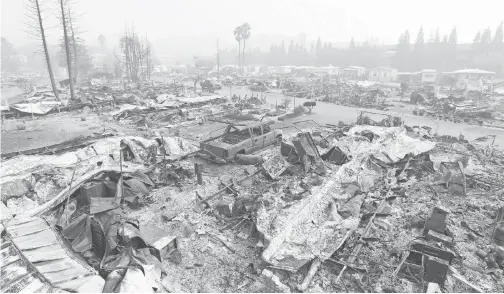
[448, 265, 483, 293]
[327, 258, 367, 274]
[392, 253, 408, 277]
[297, 257, 321, 291]
[208, 233, 236, 254]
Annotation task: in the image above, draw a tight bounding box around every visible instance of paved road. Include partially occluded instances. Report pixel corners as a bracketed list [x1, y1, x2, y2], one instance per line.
[219, 86, 504, 148]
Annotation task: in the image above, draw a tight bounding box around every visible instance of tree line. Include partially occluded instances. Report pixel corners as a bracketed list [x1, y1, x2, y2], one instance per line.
[393, 23, 504, 74]
[218, 38, 387, 69]
[217, 23, 503, 76]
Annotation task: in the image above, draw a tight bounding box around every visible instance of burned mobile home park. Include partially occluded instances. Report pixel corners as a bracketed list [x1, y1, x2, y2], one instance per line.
[2, 0, 504, 293]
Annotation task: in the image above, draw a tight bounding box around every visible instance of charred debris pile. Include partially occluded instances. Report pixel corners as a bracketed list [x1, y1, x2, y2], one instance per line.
[264, 78, 397, 111]
[1, 113, 504, 293]
[0, 79, 228, 120]
[410, 86, 504, 127]
[1, 78, 290, 128]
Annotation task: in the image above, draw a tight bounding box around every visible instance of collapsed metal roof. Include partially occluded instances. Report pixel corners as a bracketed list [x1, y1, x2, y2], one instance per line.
[1, 217, 104, 293]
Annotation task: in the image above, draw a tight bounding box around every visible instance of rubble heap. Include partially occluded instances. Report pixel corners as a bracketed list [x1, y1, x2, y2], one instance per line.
[1, 115, 504, 293]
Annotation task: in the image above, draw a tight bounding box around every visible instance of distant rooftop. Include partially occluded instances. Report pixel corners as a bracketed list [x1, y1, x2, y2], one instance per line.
[448, 69, 496, 75]
[412, 69, 438, 74]
[369, 66, 397, 71]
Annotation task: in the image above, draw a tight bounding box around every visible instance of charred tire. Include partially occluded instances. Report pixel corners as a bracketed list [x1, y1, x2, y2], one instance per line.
[275, 135, 282, 146]
[234, 150, 246, 159]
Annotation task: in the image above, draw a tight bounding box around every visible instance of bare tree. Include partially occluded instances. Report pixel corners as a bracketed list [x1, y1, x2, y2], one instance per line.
[67, 7, 78, 82]
[23, 0, 60, 100]
[145, 35, 152, 80]
[57, 0, 76, 100]
[281, 97, 291, 110]
[192, 56, 202, 92]
[115, 24, 151, 83]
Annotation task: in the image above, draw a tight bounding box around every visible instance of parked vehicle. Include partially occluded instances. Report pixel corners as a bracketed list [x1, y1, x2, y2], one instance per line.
[200, 80, 222, 92]
[199, 122, 283, 162]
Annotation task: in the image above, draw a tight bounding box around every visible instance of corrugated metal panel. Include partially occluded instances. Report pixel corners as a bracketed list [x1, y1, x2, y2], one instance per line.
[13, 229, 59, 250]
[36, 258, 80, 274]
[23, 244, 69, 263]
[1, 240, 12, 250]
[1, 243, 20, 266]
[6, 216, 40, 227]
[54, 276, 92, 290]
[7, 218, 47, 231]
[8, 223, 49, 238]
[55, 275, 104, 292]
[0, 260, 30, 289]
[44, 267, 91, 284]
[17, 278, 47, 293]
[1, 236, 50, 293]
[2, 216, 103, 293]
[2, 273, 37, 293]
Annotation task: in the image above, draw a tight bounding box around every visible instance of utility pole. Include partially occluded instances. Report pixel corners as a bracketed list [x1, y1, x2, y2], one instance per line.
[216, 39, 220, 76]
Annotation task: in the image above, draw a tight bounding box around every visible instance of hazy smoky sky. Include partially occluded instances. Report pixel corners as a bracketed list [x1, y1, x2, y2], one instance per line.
[2, 0, 503, 52]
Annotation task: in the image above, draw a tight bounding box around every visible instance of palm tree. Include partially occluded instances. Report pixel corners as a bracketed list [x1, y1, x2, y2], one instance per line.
[234, 25, 242, 75]
[241, 23, 251, 75]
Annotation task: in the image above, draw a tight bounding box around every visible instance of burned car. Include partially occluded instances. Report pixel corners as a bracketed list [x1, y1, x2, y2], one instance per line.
[199, 122, 282, 162]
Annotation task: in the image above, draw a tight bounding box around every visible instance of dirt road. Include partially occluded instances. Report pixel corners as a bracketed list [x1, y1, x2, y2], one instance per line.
[220, 86, 504, 148]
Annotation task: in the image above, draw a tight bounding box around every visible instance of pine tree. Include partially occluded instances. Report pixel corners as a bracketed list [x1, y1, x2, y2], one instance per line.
[480, 28, 492, 54]
[415, 27, 425, 46]
[428, 29, 435, 43]
[414, 27, 425, 70]
[473, 31, 482, 44]
[493, 22, 504, 53]
[394, 31, 410, 71]
[447, 28, 457, 70]
[449, 28, 457, 44]
[280, 41, 286, 65]
[494, 22, 503, 44]
[349, 38, 356, 50]
[288, 40, 295, 57]
[440, 34, 449, 71]
[316, 37, 322, 57]
[404, 30, 410, 45]
[430, 28, 441, 70]
[481, 28, 492, 44]
[472, 31, 482, 52]
[398, 32, 404, 45]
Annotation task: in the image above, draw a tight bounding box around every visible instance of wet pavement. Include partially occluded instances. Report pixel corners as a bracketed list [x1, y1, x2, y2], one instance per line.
[219, 86, 504, 149]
